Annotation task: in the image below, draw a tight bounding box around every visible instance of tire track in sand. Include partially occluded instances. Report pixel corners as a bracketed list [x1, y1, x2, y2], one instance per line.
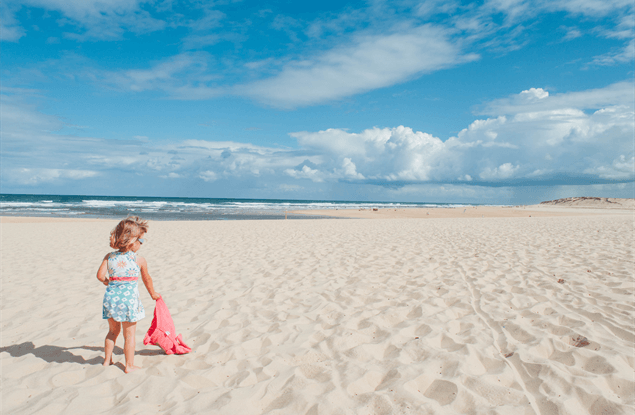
[458, 258, 557, 415]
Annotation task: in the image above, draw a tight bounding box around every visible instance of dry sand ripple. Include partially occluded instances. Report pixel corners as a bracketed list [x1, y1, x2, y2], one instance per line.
[1, 214, 634, 414]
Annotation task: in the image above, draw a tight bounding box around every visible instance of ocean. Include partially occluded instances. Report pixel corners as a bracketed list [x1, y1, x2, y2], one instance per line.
[0, 194, 474, 220]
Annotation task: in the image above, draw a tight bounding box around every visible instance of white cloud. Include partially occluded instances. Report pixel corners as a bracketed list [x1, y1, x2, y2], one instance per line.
[592, 38, 635, 65]
[1, 91, 63, 133]
[584, 154, 635, 179]
[3, 168, 98, 185]
[487, 0, 633, 18]
[5, 0, 165, 41]
[284, 81, 634, 185]
[604, 12, 635, 40]
[481, 81, 634, 114]
[284, 165, 324, 182]
[612, 155, 635, 172]
[562, 27, 582, 40]
[587, 9, 633, 65]
[198, 171, 217, 182]
[180, 139, 277, 155]
[238, 25, 479, 108]
[160, 172, 182, 179]
[341, 158, 365, 180]
[6, 1, 627, 108]
[520, 87, 549, 100]
[291, 126, 446, 181]
[2, 82, 632, 191]
[0, 3, 25, 41]
[95, 52, 222, 99]
[542, 0, 633, 17]
[479, 163, 520, 179]
[1, 91, 307, 187]
[474, 1, 634, 66]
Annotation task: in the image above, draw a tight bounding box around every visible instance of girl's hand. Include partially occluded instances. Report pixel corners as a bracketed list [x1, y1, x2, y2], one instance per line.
[103, 278, 109, 286]
[151, 292, 162, 301]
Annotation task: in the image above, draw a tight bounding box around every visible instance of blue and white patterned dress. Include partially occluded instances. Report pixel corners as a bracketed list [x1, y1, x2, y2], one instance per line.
[102, 251, 145, 322]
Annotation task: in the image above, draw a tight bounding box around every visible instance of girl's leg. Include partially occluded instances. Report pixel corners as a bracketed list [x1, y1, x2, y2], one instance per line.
[103, 318, 121, 366]
[122, 321, 140, 373]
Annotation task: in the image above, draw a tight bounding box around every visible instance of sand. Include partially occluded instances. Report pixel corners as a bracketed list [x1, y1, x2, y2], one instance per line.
[289, 199, 635, 219]
[289, 206, 585, 220]
[1, 207, 634, 414]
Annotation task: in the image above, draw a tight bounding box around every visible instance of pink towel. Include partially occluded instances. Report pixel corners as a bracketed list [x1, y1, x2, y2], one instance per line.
[144, 298, 191, 355]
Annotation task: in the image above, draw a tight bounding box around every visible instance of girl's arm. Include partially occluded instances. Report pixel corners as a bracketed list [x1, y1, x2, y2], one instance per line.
[137, 256, 161, 300]
[96, 254, 109, 286]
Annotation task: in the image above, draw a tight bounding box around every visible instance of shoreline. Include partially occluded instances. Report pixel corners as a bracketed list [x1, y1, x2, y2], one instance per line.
[0, 213, 338, 223]
[3, 204, 633, 223]
[290, 205, 634, 219]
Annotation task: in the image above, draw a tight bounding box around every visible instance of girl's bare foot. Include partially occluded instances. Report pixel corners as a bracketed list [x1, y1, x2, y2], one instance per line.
[124, 365, 141, 374]
[102, 359, 114, 367]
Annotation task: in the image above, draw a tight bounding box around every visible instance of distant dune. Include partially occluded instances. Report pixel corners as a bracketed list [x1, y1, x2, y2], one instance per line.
[539, 197, 635, 209]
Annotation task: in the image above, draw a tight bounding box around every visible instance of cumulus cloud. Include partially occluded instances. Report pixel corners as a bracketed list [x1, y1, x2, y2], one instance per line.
[284, 81, 634, 186]
[290, 126, 447, 181]
[519, 87, 549, 100]
[238, 25, 479, 108]
[2, 82, 632, 192]
[284, 157, 366, 182]
[285, 165, 324, 182]
[199, 171, 217, 182]
[479, 163, 520, 180]
[341, 158, 365, 180]
[585, 155, 635, 179]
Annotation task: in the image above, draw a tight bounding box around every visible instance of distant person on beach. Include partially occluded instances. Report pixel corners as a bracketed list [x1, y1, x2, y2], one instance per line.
[96, 216, 161, 373]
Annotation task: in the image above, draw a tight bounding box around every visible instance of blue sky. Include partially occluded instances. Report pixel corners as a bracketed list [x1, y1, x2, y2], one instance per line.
[2, 0, 633, 204]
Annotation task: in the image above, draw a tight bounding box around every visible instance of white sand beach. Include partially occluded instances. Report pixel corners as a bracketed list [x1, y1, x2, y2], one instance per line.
[1, 206, 634, 414]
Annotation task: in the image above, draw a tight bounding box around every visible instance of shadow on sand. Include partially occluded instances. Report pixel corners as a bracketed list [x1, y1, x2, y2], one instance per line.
[0, 342, 165, 368]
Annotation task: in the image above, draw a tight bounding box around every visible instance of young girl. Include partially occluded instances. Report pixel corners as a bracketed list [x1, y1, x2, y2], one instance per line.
[96, 216, 161, 373]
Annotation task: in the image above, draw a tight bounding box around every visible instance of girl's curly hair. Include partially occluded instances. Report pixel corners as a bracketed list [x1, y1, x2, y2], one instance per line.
[110, 216, 148, 251]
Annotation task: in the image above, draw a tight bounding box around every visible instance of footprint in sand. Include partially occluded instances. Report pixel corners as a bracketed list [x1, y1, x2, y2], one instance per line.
[424, 379, 458, 406]
[346, 371, 383, 395]
[582, 356, 615, 375]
